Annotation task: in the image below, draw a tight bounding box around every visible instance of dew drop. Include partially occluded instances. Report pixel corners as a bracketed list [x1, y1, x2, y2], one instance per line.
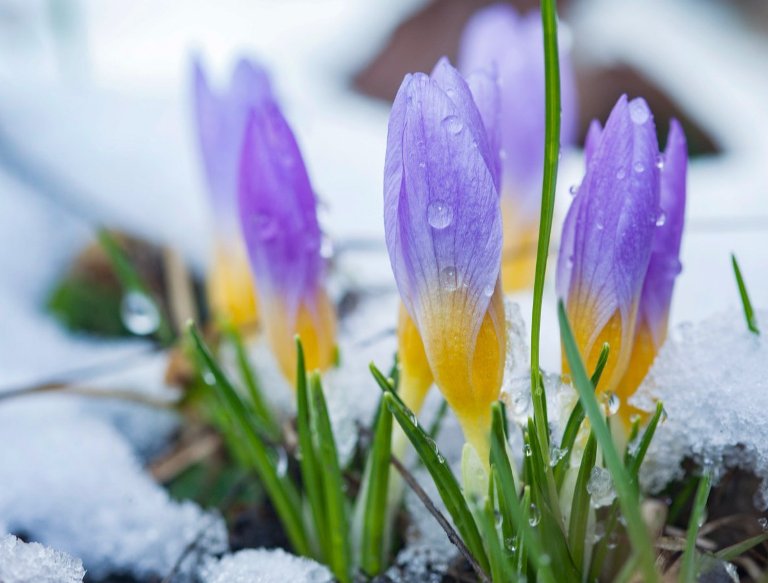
[483, 283, 495, 297]
[427, 200, 453, 229]
[439, 266, 458, 291]
[655, 155, 665, 169]
[442, 115, 464, 135]
[549, 446, 568, 467]
[528, 504, 541, 527]
[254, 213, 279, 241]
[120, 291, 160, 336]
[524, 443, 532, 457]
[606, 392, 620, 416]
[656, 211, 667, 227]
[634, 161, 645, 174]
[569, 184, 579, 196]
[276, 448, 289, 477]
[628, 99, 650, 124]
[616, 168, 627, 180]
[418, 162, 426, 169]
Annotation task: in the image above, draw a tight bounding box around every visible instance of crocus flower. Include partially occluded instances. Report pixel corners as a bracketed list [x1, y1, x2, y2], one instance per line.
[193, 57, 272, 326]
[617, 120, 687, 409]
[384, 58, 506, 461]
[238, 94, 336, 385]
[459, 4, 578, 291]
[557, 95, 662, 408]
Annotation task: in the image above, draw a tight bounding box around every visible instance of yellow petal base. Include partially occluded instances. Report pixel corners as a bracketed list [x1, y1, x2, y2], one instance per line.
[207, 243, 258, 327]
[266, 290, 337, 387]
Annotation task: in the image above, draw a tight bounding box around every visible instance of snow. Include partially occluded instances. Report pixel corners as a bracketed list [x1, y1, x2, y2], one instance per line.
[632, 310, 768, 508]
[0, 398, 228, 580]
[0, 534, 85, 583]
[198, 548, 333, 583]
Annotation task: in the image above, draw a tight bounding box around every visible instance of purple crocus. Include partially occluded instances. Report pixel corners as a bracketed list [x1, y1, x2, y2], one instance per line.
[557, 95, 661, 409]
[384, 58, 506, 461]
[193, 57, 272, 325]
[238, 91, 336, 384]
[459, 4, 578, 290]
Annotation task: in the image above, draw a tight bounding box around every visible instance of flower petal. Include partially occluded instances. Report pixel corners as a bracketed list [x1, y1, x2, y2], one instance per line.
[385, 72, 502, 346]
[458, 4, 578, 214]
[637, 118, 687, 345]
[238, 100, 323, 322]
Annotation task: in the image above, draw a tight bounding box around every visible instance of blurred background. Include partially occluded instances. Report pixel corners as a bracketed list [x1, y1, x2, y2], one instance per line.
[1, 0, 767, 386]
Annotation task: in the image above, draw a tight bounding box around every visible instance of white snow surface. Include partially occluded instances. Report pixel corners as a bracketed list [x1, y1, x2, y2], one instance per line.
[0, 534, 85, 583]
[0, 397, 228, 580]
[632, 310, 768, 508]
[198, 548, 333, 583]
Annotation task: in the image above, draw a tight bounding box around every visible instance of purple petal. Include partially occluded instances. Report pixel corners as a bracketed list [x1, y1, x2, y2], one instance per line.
[584, 119, 603, 166]
[560, 95, 661, 344]
[458, 4, 578, 215]
[192, 57, 272, 228]
[430, 57, 500, 190]
[238, 100, 323, 321]
[465, 67, 502, 190]
[384, 71, 502, 343]
[637, 119, 687, 344]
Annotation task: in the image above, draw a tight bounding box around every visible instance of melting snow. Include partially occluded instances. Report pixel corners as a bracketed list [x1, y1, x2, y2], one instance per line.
[198, 548, 333, 583]
[632, 310, 768, 508]
[0, 534, 85, 583]
[0, 398, 228, 580]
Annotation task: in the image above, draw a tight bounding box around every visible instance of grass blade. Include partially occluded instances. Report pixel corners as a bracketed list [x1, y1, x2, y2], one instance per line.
[715, 532, 768, 561]
[731, 254, 759, 334]
[308, 373, 351, 583]
[680, 472, 712, 582]
[295, 339, 329, 562]
[626, 402, 664, 480]
[187, 322, 310, 555]
[568, 433, 597, 572]
[555, 342, 610, 487]
[558, 301, 659, 582]
[371, 363, 490, 575]
[222, 322, 280, 439]
[479, 476, 513, 583]
[529, 0, 562, 454]
[359, 396, 394, 576]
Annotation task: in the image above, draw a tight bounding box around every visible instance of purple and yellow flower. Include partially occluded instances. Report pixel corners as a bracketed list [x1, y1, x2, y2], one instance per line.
[238, 93, 336, 385]
[557, 95, 687, 423]
[459, 4, 578, 291]
[384, 58, 506, 460]
[193, 57, 272, 326]
[617, 120, 687, 407]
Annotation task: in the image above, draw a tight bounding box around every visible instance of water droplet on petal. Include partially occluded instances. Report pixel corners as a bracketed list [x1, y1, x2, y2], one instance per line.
[616, 168, 627, 180]
[483, 283, 495, 297]
[629, 99, 650, 124]
[655, 155, 665, 169]
[442, 115, 463, 135]
[569, 184, 579, 196]
[121, 291, 160, 336]
[439, 266, 458, 291]
[634, 162, 645, 174]
[254, 213, 279, 241]
[427, 200, 453, 229]
[656, 211, 667, 227]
